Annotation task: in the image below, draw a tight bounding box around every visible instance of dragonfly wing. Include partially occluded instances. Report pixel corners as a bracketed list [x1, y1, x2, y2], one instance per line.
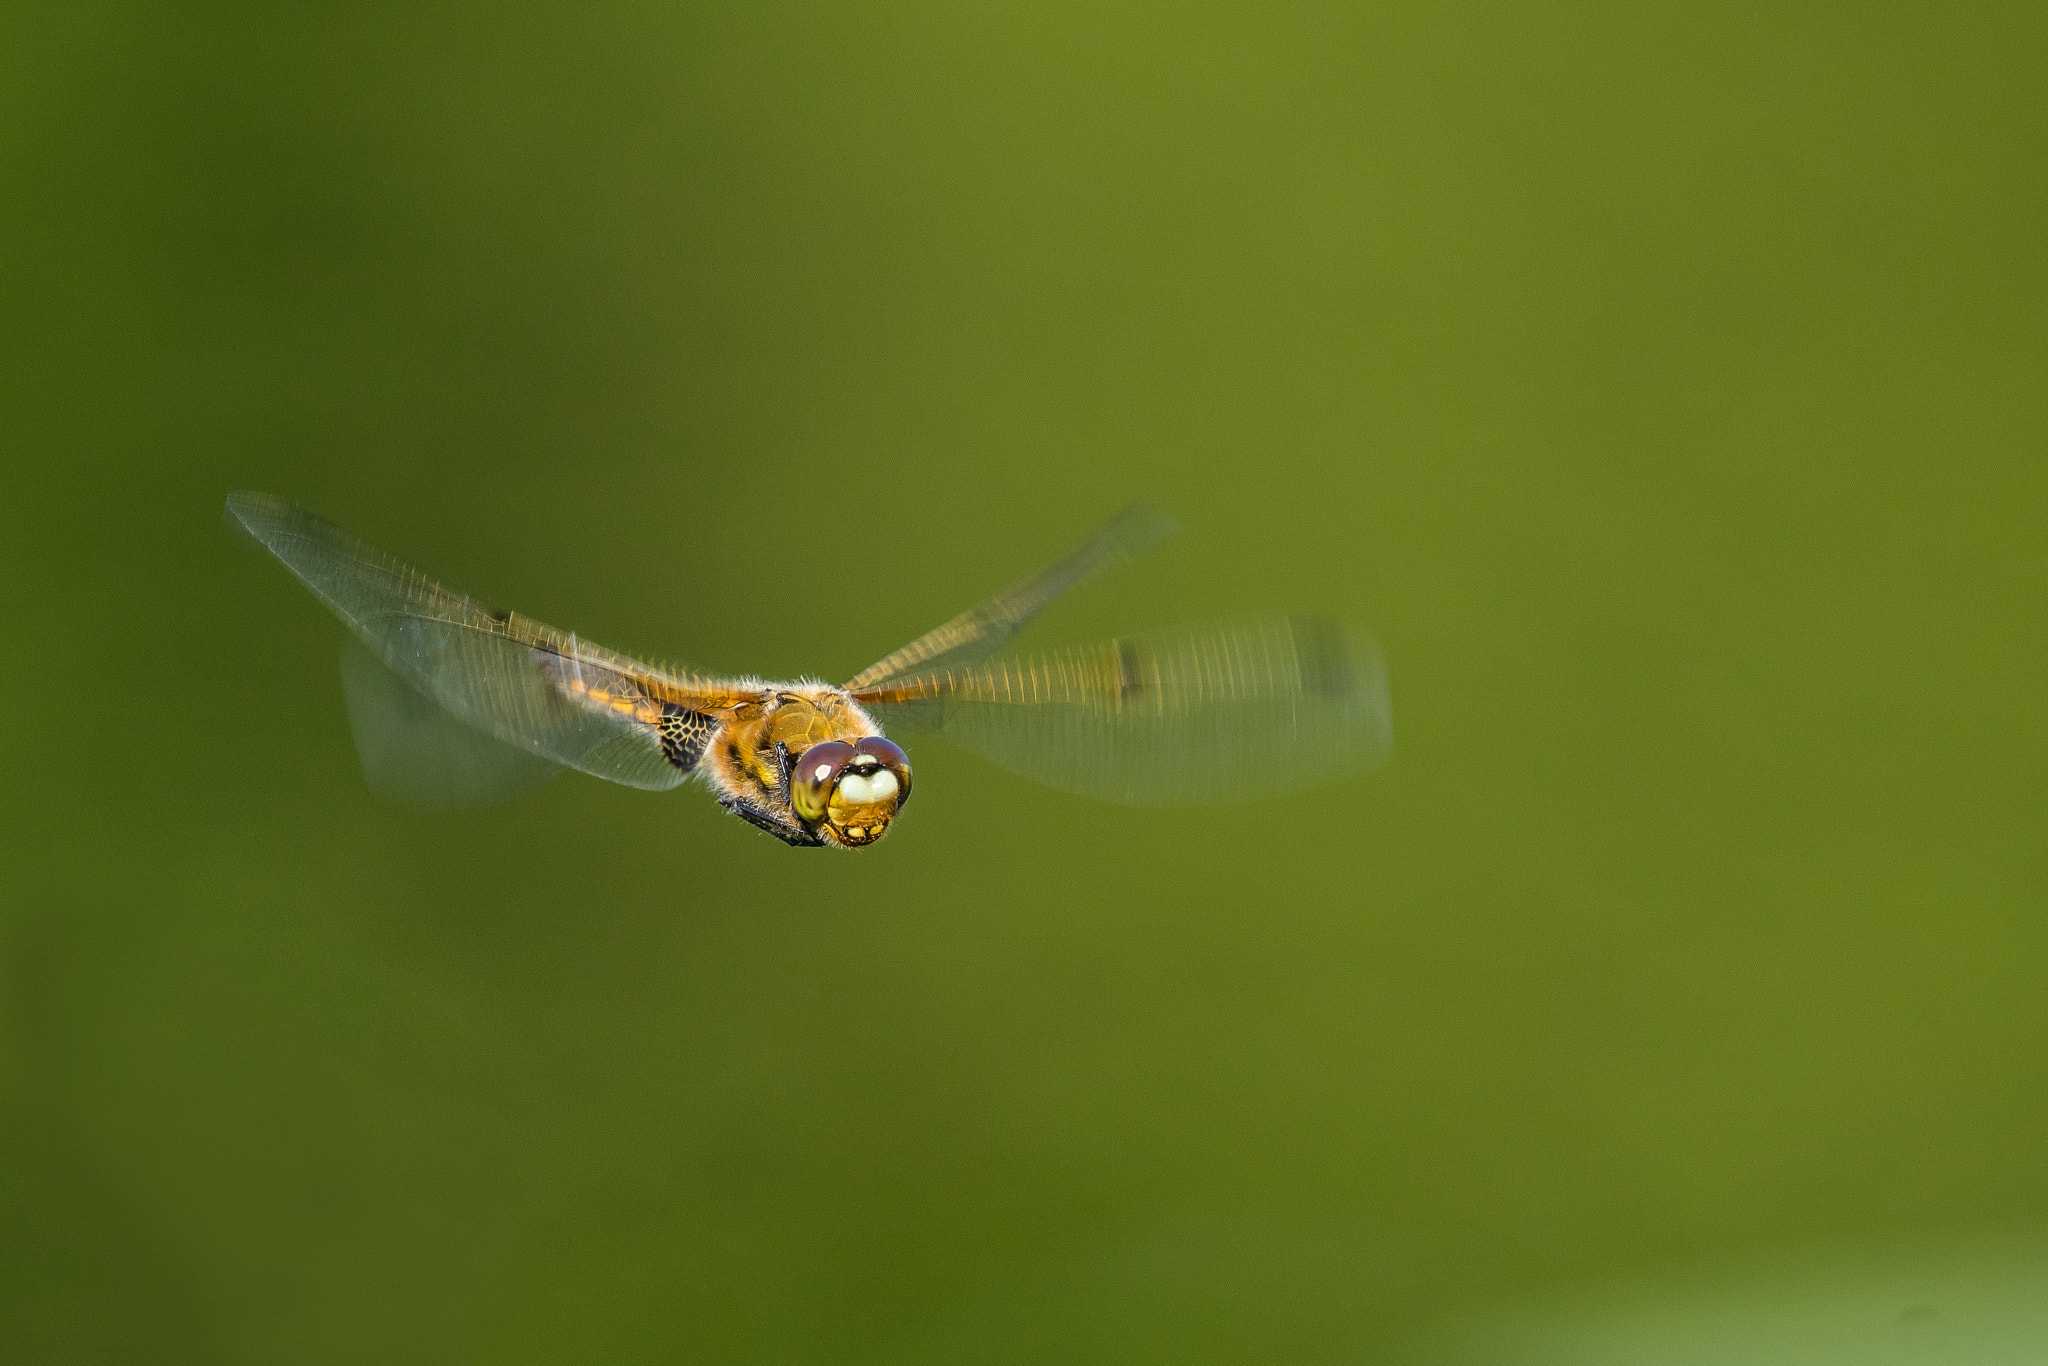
[339, 636, 562, 809]
[853, 616, 1391, 806]
[843, 502, 1178, 691]
[228, 491, 733, 792]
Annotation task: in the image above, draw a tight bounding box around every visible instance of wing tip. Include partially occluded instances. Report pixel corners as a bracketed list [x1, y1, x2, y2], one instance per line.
[1285, 613, 1394, 757]
[222, 490, 304, 547]
[1105, 501, 1181, 559]
[223, 488, 267, 531]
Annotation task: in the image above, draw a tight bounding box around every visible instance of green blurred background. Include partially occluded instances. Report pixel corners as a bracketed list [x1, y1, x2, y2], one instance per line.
[4, 2, 2046, 1362]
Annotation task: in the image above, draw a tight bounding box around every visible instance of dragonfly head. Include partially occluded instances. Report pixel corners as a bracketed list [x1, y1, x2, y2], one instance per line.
[791, 736, 913, 847]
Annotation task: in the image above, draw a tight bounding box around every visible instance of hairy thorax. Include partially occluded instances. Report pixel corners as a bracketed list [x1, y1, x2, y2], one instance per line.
[700, 686, 898, 847]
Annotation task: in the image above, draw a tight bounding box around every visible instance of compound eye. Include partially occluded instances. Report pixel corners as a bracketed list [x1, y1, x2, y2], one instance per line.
[792, 740, 856, 823]
[853, 736, 912, 810]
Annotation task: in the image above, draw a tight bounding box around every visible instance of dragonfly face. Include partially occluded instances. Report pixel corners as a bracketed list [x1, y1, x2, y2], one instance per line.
[225, 493, 1391, 849]
[789, 736, 913, 847]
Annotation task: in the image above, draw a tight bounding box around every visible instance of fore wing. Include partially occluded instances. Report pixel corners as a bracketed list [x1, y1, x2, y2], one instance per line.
[227, 491, 749, 791]
[842, 502, 1177, 692]
[851, 616, 1391, 806]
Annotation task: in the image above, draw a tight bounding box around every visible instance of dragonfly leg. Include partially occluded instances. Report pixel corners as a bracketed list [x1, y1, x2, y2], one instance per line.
[773, 742, 796, 805]
[718, 796, 824, 848]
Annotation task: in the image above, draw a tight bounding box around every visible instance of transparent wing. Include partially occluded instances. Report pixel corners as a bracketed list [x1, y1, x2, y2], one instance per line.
[852, 616, 1392, 806]
[227, 491, 747, 792]
[842, 502, 1177, 692]
[338, 637, 562, 810]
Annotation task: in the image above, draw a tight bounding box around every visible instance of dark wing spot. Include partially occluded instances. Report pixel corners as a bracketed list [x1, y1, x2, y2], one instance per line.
[1289, 616, 1358, 701]
[658, 703, 719, 771]
[1115, 639, 1145, 701]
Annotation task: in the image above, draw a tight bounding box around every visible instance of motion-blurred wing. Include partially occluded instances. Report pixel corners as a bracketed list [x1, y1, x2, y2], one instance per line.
[339, 636, 562, 809]
[842, 503, 1177, 692]
[851, 616, 1391, 806]
[227, 491, 746, 792]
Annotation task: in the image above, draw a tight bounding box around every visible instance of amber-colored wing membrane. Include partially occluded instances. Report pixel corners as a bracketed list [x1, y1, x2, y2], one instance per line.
[226, 492, 743, 792]
[842, 502, 1178, 692]
[851, 616, 1391, 806]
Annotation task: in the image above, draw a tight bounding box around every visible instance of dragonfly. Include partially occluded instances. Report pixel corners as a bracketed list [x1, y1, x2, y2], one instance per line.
[226, 492, 1390, 848]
